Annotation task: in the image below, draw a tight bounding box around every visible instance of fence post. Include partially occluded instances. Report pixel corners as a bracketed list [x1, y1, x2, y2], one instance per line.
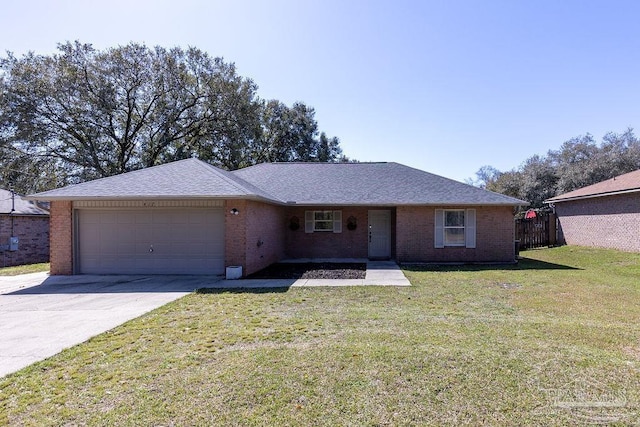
[548, 213, 556, 247]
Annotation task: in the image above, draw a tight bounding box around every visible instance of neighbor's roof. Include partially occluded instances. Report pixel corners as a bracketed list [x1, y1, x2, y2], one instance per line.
[232, 162, 526, 206]
[28, 159, 527, 206]
[0, 189, 49, 215]
[26, 158, 277, 202]
[546, 169, 640, 203]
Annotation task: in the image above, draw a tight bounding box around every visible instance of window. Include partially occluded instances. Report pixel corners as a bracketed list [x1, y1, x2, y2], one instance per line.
[314, 211, 334, 231]
[444, 210, 465, 246]
[305, 210, 342, 233]
[434, 209, 476, 248]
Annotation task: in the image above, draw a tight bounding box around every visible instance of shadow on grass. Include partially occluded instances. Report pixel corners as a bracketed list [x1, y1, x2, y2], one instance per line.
[195, 286, 292, 295]
[403, 257, 581, 272]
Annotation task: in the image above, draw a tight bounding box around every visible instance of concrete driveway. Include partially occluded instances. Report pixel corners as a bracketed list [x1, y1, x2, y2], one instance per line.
[0, 273, 222, 378]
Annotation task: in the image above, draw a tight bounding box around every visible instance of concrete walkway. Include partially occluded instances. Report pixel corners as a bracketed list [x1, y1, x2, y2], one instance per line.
[0, 262, 408, 378]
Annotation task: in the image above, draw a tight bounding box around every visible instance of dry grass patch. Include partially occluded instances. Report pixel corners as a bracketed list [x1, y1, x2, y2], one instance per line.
[1, 247, 639, 425]
[0, 263, 49, 276]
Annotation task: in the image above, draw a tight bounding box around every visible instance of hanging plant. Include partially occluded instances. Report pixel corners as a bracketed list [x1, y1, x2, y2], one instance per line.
[289, 216, 300, 231]
[347, 216, 357, 231]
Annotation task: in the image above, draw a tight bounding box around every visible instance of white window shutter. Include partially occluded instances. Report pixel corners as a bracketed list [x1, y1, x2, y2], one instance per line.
[465, 209, 476, 248]
[333, 210, 342, 233]
[434, 209, 444, 248]
[305, 211, 314, 233]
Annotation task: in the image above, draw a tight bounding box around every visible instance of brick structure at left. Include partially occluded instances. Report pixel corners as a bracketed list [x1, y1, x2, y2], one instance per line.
[49, 201, 73, 275]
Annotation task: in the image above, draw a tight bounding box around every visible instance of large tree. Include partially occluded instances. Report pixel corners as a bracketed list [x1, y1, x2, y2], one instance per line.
[0, 42, 345, 194]
[255, 100, 343, 164]
[472, 128, 640, 208]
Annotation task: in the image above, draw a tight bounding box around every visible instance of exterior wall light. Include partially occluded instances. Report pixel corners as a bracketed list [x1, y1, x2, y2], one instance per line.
[230, 208, 239, 215]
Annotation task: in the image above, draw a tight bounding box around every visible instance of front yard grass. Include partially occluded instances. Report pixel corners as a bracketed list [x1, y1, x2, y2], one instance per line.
[1, 246, 639, 425]
[0, 263, 49, 276]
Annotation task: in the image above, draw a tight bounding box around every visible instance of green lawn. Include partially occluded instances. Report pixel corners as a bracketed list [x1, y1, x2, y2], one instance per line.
[1, 247, 639, 425]
[0, 263, 49, 276]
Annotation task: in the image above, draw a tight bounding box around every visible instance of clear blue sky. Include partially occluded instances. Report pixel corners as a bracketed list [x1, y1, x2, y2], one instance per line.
[2, 0, 639, 181]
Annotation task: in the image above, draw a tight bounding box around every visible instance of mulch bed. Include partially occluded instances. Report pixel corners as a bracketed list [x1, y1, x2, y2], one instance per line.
[247, 262, 366, 280]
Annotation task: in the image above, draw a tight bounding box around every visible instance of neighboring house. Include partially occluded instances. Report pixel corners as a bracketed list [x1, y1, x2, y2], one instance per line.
[545, 169, 640, 252]
[27, 159, 526, 276]
[0, 189, 50, 267]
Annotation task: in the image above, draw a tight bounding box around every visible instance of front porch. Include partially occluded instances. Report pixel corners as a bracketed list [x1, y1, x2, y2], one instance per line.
[223, 259, 410, 287]
[283, 207, 397, 260]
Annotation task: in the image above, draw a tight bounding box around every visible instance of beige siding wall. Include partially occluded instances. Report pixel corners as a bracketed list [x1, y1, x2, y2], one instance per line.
[396, 205, 516, 263]
[555, 193, 640, 252]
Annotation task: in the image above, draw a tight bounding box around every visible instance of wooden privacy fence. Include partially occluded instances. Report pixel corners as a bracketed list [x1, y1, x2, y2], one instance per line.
[515, 212, 556, 250]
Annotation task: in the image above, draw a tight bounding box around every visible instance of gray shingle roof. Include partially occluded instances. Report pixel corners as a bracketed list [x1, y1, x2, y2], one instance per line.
[0, 189, 49, 215]
[28, 159, 527, 206]
[233, 162, 527, 206]
[27, 158, 278, 201]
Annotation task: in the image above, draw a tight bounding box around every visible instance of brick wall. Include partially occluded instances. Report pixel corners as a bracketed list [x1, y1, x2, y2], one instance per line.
[396, 205, 516, 263]
[284, 206, 371, 259]
[555, 193, 640, 252]
[49, 201, 73, 275]
[245, 200, 286, 274]
[225, 199, 248, 271]
[224, 200, 286, 276]
[0, 215, 49, 267]
[50, 200, 518, 275]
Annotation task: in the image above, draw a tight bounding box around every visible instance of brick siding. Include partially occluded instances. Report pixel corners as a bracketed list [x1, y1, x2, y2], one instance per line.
[0, 215, 49, 268]
[224, 200, 285, 276]
[224, 199, 248, 271]
[554, 192, 640, 252]
[396, 205, 516, 263]
[49, 199, 517, 276]
[245, 201, 286, 274]
[49, 201, 73, 275]
[284, 206, 373, 259]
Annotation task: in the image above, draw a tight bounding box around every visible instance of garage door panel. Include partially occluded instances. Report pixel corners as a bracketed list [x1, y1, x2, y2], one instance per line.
[151, 211, 170, 224]
[135, 227, 153, 242]
[94, 212, 112, 224]
[114, 212, 134, 223]
[78, 208, 225, 275]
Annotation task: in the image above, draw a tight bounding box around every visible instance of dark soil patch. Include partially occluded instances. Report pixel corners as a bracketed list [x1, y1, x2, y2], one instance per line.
[247, 263, 366, 279]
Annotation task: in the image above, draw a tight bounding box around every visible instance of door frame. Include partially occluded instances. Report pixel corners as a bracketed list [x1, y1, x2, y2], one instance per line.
[368, 209, 391, 259]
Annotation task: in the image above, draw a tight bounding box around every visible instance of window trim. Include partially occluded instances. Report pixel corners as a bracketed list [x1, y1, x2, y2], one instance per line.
[434, 208, 476, 249]
[305, 210, 342, 233]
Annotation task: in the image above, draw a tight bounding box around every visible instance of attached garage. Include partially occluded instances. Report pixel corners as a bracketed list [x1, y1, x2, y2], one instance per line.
[75, 201, 225, 275]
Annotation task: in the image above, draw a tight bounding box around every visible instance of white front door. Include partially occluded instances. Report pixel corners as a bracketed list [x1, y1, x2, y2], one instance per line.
[368, 210, 391, 259]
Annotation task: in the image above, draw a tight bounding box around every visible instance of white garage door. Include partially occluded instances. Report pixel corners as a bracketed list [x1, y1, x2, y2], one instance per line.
[77, 208, 225, 274]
